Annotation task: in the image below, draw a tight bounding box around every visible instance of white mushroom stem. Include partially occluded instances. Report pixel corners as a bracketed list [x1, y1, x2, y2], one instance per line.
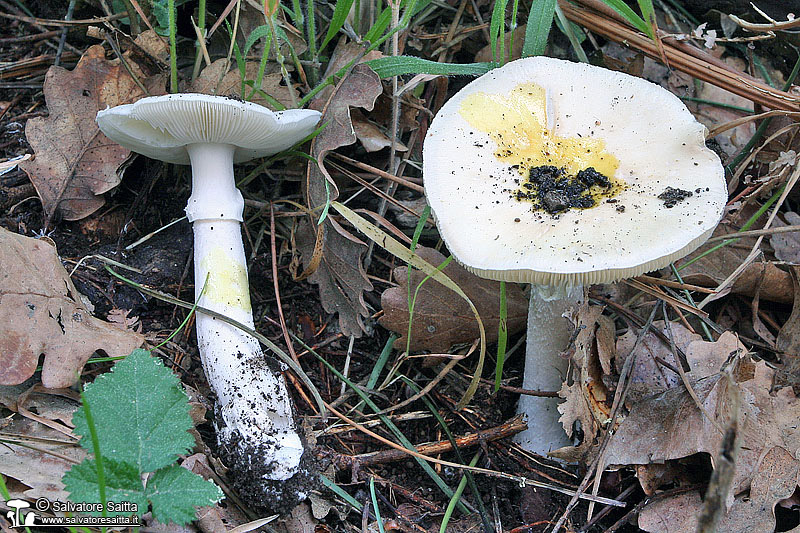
[186, 143, 303, 480]
[515, 284, 583, 455]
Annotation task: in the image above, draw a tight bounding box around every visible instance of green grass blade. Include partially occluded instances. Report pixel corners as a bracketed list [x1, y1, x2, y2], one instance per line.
[243, 24, 271, 56]
[321, 0, 357, 51]
[366, 56, 492, 78]
[554, 3, 588, 62]
[80, 393, 108, 530]
[495, 281, 507, 393]
[490, 0, 509, 63]
[305, 0, 318, 61]
[440, 452, 481, 533]
[370, 478, 386, 533]
[636, 0, 656, 39]
[367, 335, 397, 390]
[320, 474, 363, 510]
[598, 0, 649, 36]
[522, 0, 556, 57]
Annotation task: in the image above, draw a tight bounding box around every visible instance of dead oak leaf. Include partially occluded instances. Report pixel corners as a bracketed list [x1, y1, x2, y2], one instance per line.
[678, 206, 793, 304]
[772, 212, 800, 263]
[20, 45, 150, 220]
[20, 45, 150, 222]
[0, 417, 85, 503]
[551, 303, 610, 463]
[379, 247, 527, 352]
[615, 321, 710, 406]
[190, 58, 298, 110]
[297, 64, 382, 337]
[776, 266, 800, 390]
[639, 446, 800, 533]
[606, 355, 800, 500]
[0, 227, 143, 388]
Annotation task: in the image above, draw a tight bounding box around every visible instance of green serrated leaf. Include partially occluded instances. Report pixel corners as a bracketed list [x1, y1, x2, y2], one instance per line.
[72, 349, 195, 473]
[366, 57, 492, 78]
[146, 466, 223, 526]
[63, 458, 148, 516]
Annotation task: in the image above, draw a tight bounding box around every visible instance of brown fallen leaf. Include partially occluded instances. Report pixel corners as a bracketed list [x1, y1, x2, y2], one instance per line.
[614, 321, 701, 406]
[379, 247, 527, 352]
[190, 58, 298, 110]
[638, 491, 701, 533]
[678, 206, 793, 303]
[308, 40, 383, 112]
[771, 212, 800, 263]
[0, 227, 143, 388]
[0, 417, 84, 503]
[606, 355, 800, 500]
[351, 109, 408, 153]
[776, 266, 800, 390]
[639, 447, 800, 533]
[20, 45, 149, 222]
[296, 64, 382, 337]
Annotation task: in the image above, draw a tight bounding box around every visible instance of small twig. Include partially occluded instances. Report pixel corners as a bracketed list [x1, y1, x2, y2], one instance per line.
[624, 278, 709, 318]
[54, 0, 76, 67]
[341, 414, 527, 467]
[324, 401, 626, 507]
[634, 274, 715, 294]
[476, 377, 560, 397]
[0, 9, 126, 26]
[0, 29, 60, 44]
[330, 152, 425, 191]
[705, 224, 800, 243]
[728, 12, 800, 32]
[269, 203, 299, 364]
[706, 109, 800, 138]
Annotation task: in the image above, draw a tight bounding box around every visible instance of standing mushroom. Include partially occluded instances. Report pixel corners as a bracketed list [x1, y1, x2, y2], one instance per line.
[423, 57, 727, 455]
[97, 94, 321, 506]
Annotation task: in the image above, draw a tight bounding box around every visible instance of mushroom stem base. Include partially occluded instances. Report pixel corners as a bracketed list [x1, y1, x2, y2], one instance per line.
[192, 218, 304, 484]
[515, 284, 583, 456]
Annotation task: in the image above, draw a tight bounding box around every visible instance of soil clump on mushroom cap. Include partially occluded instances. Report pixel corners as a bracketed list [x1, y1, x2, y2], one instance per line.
[658, 186, 694, 208]
[511, 164, 619, 215]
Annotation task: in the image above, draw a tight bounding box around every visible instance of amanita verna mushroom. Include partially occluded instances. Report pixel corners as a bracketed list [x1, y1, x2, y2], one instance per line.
[97, 94, 321, 504]
[424, 57, 727, 455]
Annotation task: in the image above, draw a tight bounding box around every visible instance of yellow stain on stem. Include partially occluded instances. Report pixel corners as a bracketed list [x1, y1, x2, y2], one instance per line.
[459, 83, 623, 209]
[200, 246, 252, 312]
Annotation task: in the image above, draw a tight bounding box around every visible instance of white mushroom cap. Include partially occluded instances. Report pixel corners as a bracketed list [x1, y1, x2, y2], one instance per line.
[423, 57, 727, 286]
[97, 93, 321, 165]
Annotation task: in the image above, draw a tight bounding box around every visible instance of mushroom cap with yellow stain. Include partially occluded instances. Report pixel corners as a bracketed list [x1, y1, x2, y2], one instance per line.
[423, 57, 727, 286]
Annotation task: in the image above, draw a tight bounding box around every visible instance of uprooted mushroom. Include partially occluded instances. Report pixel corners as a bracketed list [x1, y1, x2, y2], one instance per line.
[97, 94, 321, 507]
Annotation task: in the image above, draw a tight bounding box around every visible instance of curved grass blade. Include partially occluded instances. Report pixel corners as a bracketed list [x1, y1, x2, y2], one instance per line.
[366, 56, 492, 78]
[331, 201, 486, 409]
[321, 0, 357, 51]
